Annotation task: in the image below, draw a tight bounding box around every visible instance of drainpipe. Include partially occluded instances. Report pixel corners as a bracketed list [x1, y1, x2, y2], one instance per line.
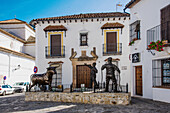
[123, 0, 136, 13]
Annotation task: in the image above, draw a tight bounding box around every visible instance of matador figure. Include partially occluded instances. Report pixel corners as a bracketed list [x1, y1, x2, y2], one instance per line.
[85, 62, 98, 88]
[101, 57, 120, 92]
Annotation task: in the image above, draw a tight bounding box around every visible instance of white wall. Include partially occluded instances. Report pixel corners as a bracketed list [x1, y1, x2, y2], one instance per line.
[153, 88, 170, 103]
[23, 43, 35, 57]
[0, 32, 24, 52]
[35, 16, 131, 91]
[25, 25, 35, 41]
[129, 0, 170, 99]
[0, 51, 35, 85]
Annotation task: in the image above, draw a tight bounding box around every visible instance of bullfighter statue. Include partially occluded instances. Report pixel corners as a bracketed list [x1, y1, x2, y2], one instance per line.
[101, 57, 120, 92]
[84, 62, 98, 88]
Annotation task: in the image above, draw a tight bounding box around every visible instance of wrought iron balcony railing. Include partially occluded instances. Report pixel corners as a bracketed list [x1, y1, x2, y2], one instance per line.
[45, 46, 65, 58]
[103, 43, 122, 55]
[147, 21, 170, 47]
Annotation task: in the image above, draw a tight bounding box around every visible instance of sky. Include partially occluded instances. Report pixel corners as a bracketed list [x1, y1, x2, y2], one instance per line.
[0, 0, 130, 23]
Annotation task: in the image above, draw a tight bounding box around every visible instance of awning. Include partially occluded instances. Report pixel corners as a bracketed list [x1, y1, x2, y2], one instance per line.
[43, 25, 67, 31]
[101, 22, 124, 29]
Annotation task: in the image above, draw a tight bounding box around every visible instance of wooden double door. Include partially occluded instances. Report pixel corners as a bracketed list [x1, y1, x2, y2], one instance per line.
[76, 65, 91, 88]
[50, 35, 61, 56]
[135, 66, 143, 96]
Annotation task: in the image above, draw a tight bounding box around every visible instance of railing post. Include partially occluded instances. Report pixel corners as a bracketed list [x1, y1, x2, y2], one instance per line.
[126, 83, 128, 93]
[70, 83, 72, 93]
[62, 85, 64, 92]
[103, 82, 105, 88]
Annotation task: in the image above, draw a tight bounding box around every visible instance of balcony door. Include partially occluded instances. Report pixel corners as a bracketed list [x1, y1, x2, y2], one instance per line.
[106, 32, 117, 53]
[51, 35, 61, 56]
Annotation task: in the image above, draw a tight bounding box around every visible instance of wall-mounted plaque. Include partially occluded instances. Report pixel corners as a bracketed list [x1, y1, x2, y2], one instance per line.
[132, 53, 140, 63]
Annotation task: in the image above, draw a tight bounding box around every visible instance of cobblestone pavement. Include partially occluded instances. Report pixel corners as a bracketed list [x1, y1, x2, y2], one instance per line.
[0, 93, 170, 113]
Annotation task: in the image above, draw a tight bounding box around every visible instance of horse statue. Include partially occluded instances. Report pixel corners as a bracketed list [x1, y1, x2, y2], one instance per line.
[29, 67, 57, 92]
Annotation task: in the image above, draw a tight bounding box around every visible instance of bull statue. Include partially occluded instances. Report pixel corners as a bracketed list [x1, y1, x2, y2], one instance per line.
[29, 67, 57, 92]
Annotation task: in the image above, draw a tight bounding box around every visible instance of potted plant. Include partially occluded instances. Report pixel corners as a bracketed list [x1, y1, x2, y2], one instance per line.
[148, 40, 164, 52]
[129, 40, 135, 46]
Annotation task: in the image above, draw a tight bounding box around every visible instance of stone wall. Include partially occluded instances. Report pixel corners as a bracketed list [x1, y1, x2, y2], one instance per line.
[25, 92, 131, 105]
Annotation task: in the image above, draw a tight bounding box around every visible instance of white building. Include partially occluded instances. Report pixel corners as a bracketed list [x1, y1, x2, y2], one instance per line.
[0, 19, 35, 85]
[30, 12, 131, 91]
[124, 0, 170, 103]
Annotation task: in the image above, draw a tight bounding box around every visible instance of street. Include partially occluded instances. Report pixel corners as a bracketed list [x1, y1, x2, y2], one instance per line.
[0, 93, 170, 113]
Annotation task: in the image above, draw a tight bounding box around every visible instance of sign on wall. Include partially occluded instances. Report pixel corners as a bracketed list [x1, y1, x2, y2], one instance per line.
[132, 53, 140, 63]
[34, 66, 38, 73]
[121, 66, 127, 70]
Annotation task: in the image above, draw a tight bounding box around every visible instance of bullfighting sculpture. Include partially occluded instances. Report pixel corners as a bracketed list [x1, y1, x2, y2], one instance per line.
[84, 62, 98, 88]
[29, 67, 57, 92]
[101, 57, 120, 92]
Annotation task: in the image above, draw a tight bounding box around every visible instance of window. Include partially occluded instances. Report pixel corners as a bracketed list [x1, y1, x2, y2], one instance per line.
[80, 33, 88, 46]
[130, 20, 140, 41]
[153, 58, 170, 88]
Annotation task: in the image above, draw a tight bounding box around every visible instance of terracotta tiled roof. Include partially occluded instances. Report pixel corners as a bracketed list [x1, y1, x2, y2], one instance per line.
[30, 12, 130, 24]
[26, 36, 35, 44]
[101, 22, 124, 29]
[0, 28, 26, 43]
[43, 25, 67, 31]
[0, 18, 35, 32]
[125, 0, 141, 8]
[0, 46, 35, 60]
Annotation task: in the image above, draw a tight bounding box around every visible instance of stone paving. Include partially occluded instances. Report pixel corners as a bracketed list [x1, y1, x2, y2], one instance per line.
[0, 93, 170, 113]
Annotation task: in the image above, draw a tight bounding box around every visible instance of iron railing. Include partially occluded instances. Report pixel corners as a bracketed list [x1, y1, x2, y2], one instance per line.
[147, 21, 170, 47]
[45, 46, 65, 57]
[103, 43, 122, 55]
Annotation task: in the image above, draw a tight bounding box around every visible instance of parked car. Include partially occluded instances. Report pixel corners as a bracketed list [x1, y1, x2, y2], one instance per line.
[0, 85, 15, 96]
[13, 82, 29, 92]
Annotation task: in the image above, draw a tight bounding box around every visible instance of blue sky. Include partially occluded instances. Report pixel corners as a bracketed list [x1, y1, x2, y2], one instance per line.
[0, 0, 130, 23]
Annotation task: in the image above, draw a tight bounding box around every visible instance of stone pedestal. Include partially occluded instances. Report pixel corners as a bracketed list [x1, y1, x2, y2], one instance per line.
[25, 92, 131, 105]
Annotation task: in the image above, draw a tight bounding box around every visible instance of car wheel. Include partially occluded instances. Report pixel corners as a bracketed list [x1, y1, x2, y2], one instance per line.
[20, 89, 23, 93]
[2, 91, 6, 96]
[12, 91, 15, 94]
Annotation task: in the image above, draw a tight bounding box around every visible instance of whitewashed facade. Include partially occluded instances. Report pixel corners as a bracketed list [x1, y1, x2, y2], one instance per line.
[0, 19, 35, 85]
[125, 0, 170, 103]
[30, 12, 131, 92]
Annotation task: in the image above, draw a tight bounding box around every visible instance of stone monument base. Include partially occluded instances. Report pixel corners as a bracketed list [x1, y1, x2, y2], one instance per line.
[25, 92, 131, 105]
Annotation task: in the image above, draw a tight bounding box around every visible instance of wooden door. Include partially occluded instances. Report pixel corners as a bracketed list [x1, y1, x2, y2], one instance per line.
[106, 32, 117, 53]
[51, 35, 61, 56]
[76, 65, 91, 88]
[135, 66, 143, 96]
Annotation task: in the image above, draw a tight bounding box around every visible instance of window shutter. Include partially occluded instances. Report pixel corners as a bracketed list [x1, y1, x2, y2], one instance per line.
[161, 4, 170, 41]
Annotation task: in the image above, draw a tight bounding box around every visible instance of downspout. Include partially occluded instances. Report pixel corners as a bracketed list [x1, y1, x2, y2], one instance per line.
[123, 0, 136, 13]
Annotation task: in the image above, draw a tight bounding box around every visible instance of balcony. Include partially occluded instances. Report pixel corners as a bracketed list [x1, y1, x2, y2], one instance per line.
[147, 21, 170, 47]
[103, 43, 122, 55]
[45, 46, 65, 58]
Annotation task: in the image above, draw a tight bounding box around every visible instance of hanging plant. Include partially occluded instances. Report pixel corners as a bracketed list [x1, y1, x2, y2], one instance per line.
[148, 40, 164, 52]
[129, 40, 135, 46]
